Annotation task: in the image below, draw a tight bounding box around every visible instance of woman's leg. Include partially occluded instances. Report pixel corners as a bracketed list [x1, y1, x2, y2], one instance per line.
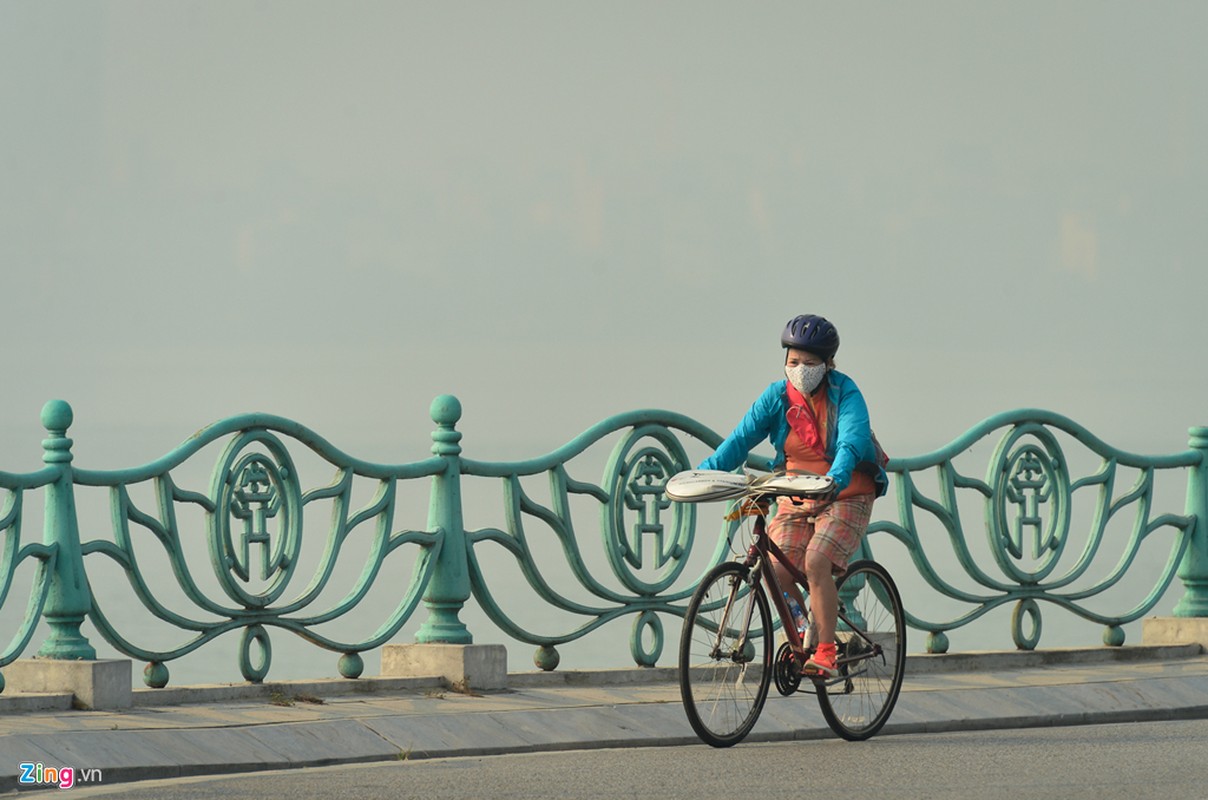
[766, 499, 813, 637]
[802, 495, 875, 666]
[804, 550, 838, 643]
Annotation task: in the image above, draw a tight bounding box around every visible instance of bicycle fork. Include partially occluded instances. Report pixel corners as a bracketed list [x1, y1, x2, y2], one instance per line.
[709, 563, 762, 665]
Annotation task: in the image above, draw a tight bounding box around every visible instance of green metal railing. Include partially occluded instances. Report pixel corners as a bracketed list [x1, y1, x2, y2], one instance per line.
[866, 411, 1204, 652]
[0, 397, 1204, 690]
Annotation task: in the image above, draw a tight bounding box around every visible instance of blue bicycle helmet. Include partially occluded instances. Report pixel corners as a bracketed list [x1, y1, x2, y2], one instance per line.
[781, 314, 839, 360]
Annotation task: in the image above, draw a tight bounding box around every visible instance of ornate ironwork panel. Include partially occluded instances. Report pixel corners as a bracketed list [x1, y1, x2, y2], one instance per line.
[603, 425, 694, 593]
[986, 425, 1071, 583]
[209, 433, 303, 608]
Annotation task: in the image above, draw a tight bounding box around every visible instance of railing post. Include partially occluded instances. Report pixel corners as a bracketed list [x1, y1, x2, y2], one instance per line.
[415, 394, 473, 643]
[36, 400, 96, 659]
[1173, 426, 1208, 617]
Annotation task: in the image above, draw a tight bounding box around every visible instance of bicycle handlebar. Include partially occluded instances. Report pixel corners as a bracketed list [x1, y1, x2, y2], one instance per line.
[664, 469, 834, 503]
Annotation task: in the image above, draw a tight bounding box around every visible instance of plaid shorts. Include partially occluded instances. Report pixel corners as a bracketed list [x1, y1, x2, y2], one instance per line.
[767, 494, 875, 575]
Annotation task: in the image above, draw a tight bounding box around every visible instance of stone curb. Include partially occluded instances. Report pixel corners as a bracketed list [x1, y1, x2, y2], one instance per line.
[0, 643, 1199, 715]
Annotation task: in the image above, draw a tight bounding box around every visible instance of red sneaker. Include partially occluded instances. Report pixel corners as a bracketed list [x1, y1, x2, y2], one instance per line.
[804, 643, 838, 678]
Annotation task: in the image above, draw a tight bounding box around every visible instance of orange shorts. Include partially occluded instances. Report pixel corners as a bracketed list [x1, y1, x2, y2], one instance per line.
[767, 494, 875, 575]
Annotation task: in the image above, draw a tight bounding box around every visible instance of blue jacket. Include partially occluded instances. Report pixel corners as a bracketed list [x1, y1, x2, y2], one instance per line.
[698, 370, 888, 497]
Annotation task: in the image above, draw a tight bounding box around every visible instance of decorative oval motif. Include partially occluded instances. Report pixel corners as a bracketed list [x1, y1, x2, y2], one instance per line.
[987, 425, 1070, 584]
[1011, 598, 1042, 650]
[209, 431, 303, 609]
[240, 624, 272, 682]
[602, 425, 693, 595]
[630, 610, 664, 667]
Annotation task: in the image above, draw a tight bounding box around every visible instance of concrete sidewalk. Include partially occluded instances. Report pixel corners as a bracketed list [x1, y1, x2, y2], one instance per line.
[2, 644, 1207, 793]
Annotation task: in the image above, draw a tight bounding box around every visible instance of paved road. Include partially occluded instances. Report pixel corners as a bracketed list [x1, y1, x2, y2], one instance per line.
[52, 718, 1208, 800]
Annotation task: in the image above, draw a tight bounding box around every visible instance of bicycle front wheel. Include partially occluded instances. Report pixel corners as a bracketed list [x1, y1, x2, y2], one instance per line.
[678, 561, 773, 747]
[816, 559, 906, 741]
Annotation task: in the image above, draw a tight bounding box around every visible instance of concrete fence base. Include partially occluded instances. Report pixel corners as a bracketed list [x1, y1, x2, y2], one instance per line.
[380, 643, 508, 690]
[1142, 616, 1208, 648]
[4, 658, 132, 710]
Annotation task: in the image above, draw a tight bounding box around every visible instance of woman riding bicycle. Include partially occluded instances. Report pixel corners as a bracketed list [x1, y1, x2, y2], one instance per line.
[698, 314, 888, 678]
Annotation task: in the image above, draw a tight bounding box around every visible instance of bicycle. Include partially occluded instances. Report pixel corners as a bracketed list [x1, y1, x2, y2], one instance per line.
[666, 469, 905, 746]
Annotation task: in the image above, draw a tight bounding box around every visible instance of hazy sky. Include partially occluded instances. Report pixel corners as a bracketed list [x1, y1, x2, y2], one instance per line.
[3, 1, 1205, 466]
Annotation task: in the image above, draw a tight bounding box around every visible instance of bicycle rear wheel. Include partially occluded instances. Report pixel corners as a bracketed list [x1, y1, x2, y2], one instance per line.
[679, 561, 773, 747]
[816, 559, 905, 741]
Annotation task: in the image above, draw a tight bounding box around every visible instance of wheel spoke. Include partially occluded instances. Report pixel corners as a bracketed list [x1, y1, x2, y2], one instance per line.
[816, 560, 906, 740]
[679, 563, 773, 747]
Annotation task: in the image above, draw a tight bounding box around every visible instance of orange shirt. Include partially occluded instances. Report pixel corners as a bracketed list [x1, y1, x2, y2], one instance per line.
[783, 389, 876, 499]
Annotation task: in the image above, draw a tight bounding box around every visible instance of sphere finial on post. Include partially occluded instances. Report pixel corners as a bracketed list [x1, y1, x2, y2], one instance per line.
[429, 395, 463, 457]
[430, 394, 462, 426]
[41, 399, 73, 434]
[41, 400, 75, 465]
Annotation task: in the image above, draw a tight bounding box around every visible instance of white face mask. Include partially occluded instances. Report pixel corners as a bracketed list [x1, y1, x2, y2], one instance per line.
[786, 362, 828, 395]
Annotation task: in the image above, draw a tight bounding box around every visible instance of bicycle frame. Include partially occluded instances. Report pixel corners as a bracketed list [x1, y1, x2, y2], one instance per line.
[730, 499, 885, 683]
